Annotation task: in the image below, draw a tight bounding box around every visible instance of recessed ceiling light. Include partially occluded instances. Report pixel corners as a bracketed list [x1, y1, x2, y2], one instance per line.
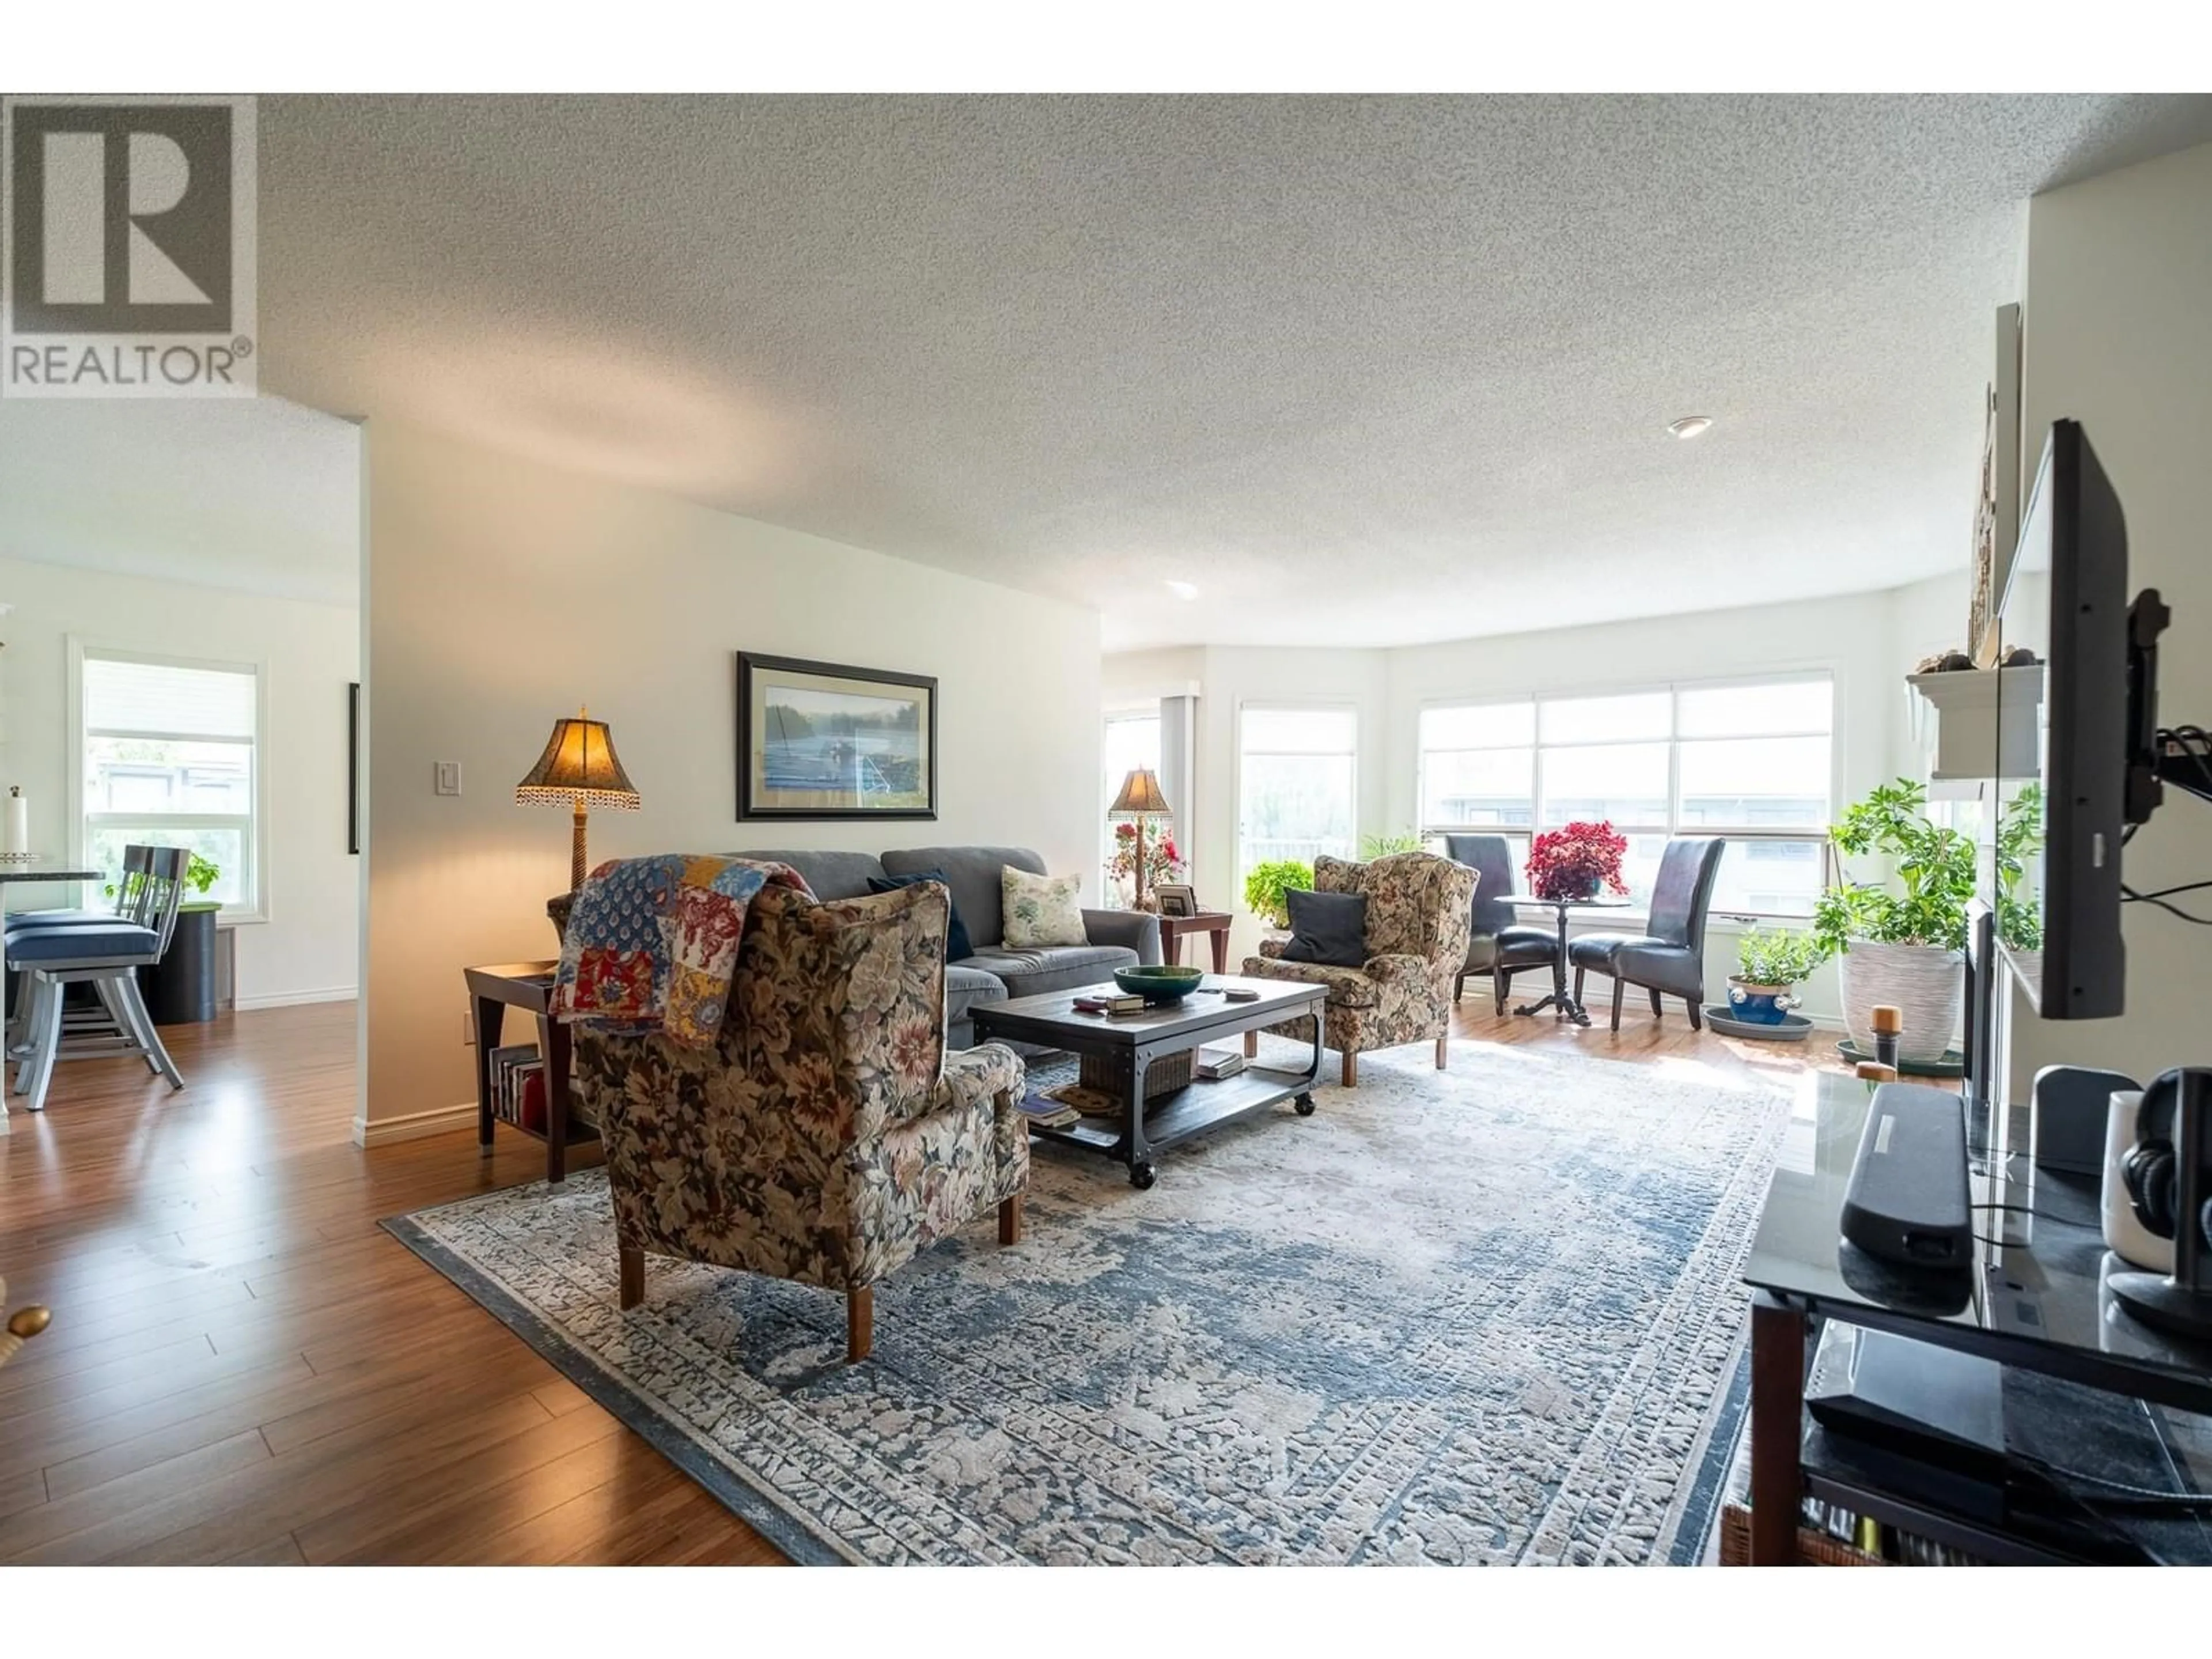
[1668, 415, 1714, 440]
[1165, 579, 1199, 600]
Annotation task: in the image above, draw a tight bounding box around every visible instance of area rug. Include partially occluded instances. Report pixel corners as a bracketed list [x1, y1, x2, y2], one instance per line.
[385, 1037, 1791, 1565]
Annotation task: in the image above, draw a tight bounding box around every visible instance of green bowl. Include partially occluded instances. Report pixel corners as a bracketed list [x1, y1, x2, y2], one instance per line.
[1114, 965, 1207, 1004]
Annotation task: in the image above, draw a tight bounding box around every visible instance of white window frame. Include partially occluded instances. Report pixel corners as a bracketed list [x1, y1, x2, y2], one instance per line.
[67, 638, 271, 925]
[1235, 699, 1360, 882]
[1415, 669, 1839, 921]
[1100, 702, 1165, 891]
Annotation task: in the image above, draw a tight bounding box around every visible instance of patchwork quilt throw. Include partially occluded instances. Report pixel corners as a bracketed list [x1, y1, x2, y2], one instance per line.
[554, 854, 810, 1046]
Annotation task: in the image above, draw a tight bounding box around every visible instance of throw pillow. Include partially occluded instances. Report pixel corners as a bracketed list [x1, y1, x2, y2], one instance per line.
[1002, 865, 1088, 949]
[866, 870, 974, 961]
[1281, 888, 1368, 968]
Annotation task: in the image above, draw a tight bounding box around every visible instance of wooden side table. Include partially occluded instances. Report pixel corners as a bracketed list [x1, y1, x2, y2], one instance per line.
[464, 960, 594, 1183]
[1157, 910, 1233, 972]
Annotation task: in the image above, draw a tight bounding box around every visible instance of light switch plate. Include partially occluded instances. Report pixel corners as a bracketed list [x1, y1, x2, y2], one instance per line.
[434, 761, 461, 797]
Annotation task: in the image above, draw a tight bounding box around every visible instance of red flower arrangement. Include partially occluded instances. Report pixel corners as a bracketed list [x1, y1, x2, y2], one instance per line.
[1108, 820, 1183, 887]
[1526, 820, 1630, 902]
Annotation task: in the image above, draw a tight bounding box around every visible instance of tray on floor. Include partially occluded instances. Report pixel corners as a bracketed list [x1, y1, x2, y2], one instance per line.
[1835, 1038, 1965, 1078]
[1703, 1006, 1815, 1042]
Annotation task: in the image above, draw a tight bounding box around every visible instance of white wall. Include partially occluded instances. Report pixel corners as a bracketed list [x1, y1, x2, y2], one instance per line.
[1107, 575, 1983, 1021]
[361, 417, 1102, 1141]
[0, 556, 361, 1007]
[2004, 140, 2212, 1090]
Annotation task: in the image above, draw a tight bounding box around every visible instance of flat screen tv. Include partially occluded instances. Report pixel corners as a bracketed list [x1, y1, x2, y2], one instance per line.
[1993, 418, 2129, 1020]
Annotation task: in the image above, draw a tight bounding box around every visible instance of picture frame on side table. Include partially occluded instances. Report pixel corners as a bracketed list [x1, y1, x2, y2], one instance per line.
[736, 652, 938, 821]
[1154, 882, 1198, 918]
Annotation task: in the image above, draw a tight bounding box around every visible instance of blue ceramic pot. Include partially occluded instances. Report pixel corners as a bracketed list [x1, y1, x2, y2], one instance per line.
[1726, 978, 1798, 1025]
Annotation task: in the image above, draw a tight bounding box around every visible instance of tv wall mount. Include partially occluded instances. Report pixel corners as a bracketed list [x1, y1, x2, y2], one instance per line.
[2127, 588, 2212, 823]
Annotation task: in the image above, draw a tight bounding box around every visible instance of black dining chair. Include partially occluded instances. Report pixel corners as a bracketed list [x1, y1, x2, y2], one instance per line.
[1443, 834, 1562, 1016]
[1566, 836, 1726, 1033]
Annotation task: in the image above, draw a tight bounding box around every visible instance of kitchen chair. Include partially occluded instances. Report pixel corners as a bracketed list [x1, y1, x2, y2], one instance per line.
[6, 846, 188, 1114]
[1566, 836, 1726, 1033]
[1442, 834, 1564, 1015]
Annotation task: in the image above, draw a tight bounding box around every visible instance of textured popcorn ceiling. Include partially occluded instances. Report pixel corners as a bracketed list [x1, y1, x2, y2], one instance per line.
[249, 94, 2212, 649]
[0, 396, 360, 605]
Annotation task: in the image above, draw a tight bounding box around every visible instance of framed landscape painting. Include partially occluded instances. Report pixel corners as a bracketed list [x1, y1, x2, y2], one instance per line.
[736, 652, 938, 820]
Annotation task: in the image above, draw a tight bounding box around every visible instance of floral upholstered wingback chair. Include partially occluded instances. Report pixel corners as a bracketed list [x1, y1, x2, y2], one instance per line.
[571, 880, 1028, 1363]
[1239, 851, 1476, 1088]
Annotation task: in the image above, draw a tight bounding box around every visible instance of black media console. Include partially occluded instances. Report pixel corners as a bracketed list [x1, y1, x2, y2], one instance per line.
[1739, 1069, 2212, 1565]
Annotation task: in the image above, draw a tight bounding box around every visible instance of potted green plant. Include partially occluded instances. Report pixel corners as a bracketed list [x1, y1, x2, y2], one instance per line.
[1813, 779, 1974, 1064]
[1242, 858, 1314, 929]
[1359, 830, 1425, 858]
[1994, 781, 2046, 955]
[1728, 927, 1827, 1026]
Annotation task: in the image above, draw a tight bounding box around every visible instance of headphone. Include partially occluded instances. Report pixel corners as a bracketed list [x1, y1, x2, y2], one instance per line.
[2122, 1066, 2212, 1249]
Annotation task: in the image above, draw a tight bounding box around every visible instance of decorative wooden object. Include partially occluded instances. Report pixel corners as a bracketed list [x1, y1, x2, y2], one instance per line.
[1968, 304, 2024, 669]
[0, 1278, 51, 1374]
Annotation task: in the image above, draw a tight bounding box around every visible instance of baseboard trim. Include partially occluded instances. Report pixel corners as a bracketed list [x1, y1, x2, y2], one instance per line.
[353, 1100, 476, 1149]
[236, 986, 358, 1012]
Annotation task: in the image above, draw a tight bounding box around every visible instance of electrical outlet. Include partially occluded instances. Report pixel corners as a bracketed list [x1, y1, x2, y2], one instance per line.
[464, 1006, 476, 1046]
[434, 761, 462, 796]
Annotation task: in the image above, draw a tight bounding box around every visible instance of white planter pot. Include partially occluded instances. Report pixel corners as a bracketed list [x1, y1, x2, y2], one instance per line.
[1837, 939, 1963, 1064]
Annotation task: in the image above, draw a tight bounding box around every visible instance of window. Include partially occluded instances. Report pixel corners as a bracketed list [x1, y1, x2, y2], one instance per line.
[75, 647, 262, 915]
[1418, 675, 1834, 916]
[1238, 706, 1356, 879]
[1101, 707, 1162, 889]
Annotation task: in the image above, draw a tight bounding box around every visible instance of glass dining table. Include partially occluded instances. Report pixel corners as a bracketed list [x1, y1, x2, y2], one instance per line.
[1508, 892, 1635, 1027]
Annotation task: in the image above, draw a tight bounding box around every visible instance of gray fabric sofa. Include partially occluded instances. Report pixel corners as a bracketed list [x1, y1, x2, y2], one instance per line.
[726, 846, 1160, 1048]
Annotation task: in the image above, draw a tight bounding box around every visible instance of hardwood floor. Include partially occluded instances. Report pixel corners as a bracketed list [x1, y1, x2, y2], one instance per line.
[0, 992, 1840, 1565]
[0, 1001, 782, 1566]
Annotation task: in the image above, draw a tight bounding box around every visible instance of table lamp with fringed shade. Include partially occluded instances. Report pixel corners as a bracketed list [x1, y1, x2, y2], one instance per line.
[515, 708, 640, 889]
[1109, 766, 1173, 908]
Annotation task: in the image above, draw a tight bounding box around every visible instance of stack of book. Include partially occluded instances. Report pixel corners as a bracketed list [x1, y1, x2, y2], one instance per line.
[1018, 1097, 1082, 1130]
[1071, 992, 1147, 1016]
[488, 1042, 547, 1135]
[1195, 1045, 1243, 1080]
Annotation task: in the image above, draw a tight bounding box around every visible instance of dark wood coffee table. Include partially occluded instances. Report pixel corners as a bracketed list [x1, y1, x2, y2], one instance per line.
[968, 975, 1327, 1189]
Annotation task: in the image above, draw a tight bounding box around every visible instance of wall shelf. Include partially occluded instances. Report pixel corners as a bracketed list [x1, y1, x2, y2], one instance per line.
[1906, 665, 2041, 787]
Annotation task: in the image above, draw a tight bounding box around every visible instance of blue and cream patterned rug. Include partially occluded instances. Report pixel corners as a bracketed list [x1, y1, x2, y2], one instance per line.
[385, 1037, 1791, 1565]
